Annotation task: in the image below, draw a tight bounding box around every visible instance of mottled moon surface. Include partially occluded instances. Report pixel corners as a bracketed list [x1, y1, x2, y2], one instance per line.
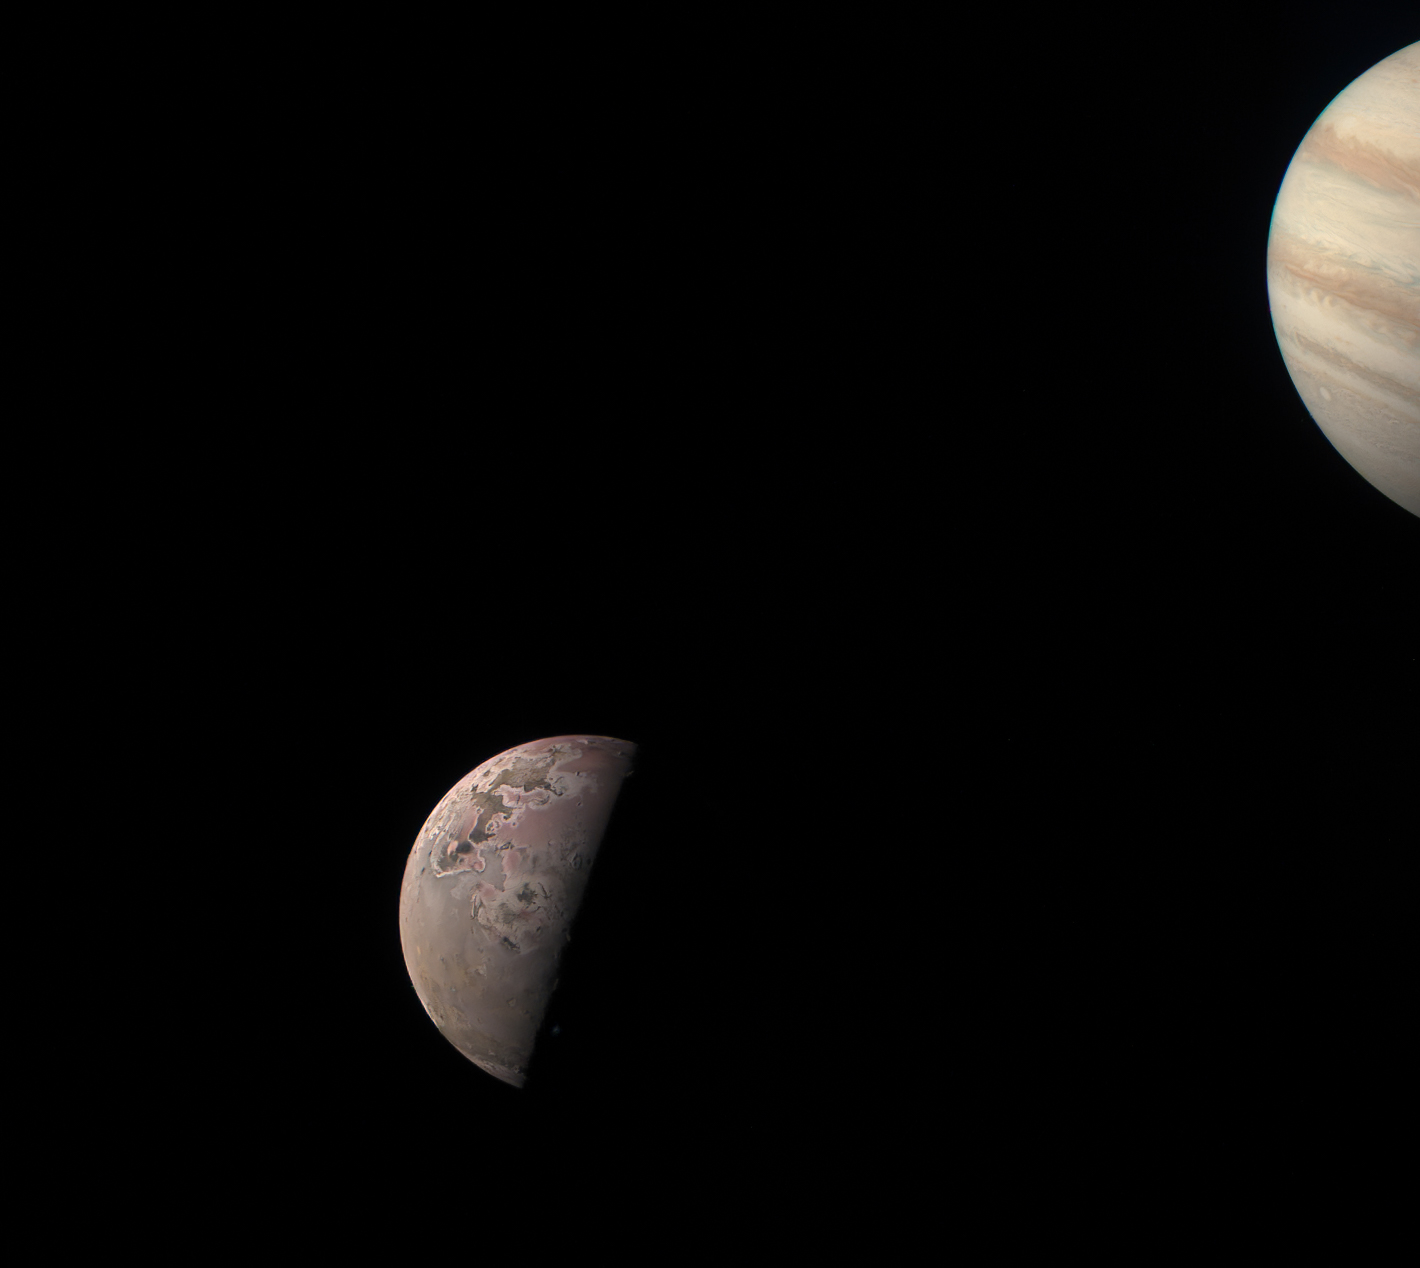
[1267, 42, 1420, 517]
[398, 735, 636, 1087]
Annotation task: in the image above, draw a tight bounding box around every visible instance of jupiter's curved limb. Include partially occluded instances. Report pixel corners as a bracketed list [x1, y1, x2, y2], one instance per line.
[1267, 42, 1420, 517]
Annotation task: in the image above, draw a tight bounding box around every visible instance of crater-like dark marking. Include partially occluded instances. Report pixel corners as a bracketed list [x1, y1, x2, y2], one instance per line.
[464, 753, 559, 847]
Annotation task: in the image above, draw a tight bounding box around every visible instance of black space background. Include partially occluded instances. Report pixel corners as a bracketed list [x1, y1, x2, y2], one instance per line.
[24, 5, 1415, 1235]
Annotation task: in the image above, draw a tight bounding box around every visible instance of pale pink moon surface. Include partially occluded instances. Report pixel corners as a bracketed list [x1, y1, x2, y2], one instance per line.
[1267, 42, 1420, 517]
[398, 735, 636, 1087]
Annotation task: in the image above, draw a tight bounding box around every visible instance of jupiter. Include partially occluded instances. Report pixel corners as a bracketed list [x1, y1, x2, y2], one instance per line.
[1267, 42, 1420, 518]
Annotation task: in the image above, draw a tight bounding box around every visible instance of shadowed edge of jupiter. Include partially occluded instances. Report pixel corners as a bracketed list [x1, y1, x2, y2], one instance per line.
[398, 734, 636, 1087]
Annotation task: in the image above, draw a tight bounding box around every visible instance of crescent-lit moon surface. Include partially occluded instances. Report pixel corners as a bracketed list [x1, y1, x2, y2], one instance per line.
[398, 735, 636, 1087]
[1267, 42, 1420, 517]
